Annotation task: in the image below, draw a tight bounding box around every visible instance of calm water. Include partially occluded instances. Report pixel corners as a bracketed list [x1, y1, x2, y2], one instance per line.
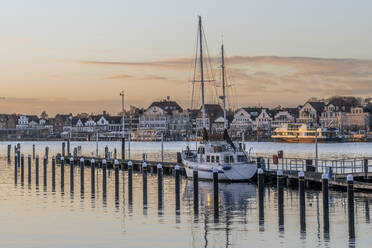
[0, 141, 372, 247]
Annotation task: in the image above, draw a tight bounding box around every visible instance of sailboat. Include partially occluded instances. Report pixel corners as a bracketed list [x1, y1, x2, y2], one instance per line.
[181, 16, 257, 181]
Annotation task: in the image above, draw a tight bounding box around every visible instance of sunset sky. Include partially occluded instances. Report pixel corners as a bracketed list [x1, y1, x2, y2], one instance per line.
[1, 0, 372, 115]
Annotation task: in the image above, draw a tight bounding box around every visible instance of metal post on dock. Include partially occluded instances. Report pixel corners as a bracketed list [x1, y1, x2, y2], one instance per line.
[142, 162, 147, 208]
[80, 158, 84, 194]
[43, 156, 47, 188]
[128, 160, 133, 205]
[69, 157, 74, 193]
[157, 164, 163, 212]
[20, 154, 24, 185]
[193, 166, 199, 215]
[114, 160, 119, 205]
[91, 158, 95, 197]
[299, 171, 306, 233]
[114, 148, 117, 160]
[277, 170, 284, 231]
[175, 165, 181, 214]
[62, 142, 65, 157]
[347, 174, 355, 239]
[258, 168, 264, 226]
[52, 156, 56, 191]
[28, 155, 31, 185]
[60, 156, 64, 192]
[14, 153, 17, 184]
[35, 155, 39, 187]
[32, 144, 35, 159]
[102, 159, 107, 199]
[322, 173, 329, 235]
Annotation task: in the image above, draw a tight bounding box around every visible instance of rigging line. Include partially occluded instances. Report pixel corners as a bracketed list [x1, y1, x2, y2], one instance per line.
[191, 24, 200, 110]
[201, 25, 217, 84]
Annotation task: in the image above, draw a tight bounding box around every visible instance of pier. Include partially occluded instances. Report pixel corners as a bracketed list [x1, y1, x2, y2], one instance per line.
[5, 142, 372, 242]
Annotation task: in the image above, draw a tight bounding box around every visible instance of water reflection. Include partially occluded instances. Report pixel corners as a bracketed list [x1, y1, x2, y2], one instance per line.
[4, 152, 372, 247]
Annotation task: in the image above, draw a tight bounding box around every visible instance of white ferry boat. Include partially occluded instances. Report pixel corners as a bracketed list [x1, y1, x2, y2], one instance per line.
[181, 16, 257, 181]
[272, 123, 343, 143]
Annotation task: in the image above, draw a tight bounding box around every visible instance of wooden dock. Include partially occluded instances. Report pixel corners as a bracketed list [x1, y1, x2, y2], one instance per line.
[52, 153, 372, 192]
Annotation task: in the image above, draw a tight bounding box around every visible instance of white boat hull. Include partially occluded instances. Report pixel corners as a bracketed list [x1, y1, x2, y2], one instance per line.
[182, 158, 257, 181]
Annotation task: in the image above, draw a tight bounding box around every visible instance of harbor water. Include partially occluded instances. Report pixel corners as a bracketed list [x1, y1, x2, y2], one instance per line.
[0, 141, 371, 247]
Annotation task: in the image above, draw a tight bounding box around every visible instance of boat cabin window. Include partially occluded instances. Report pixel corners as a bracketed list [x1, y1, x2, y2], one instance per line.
[237, 155, 246, 162]
[211, 156, 215, 163]
[224, 156, 229, 163]
[216, 156, 220, 163]
[230, 156, 234, 163]
[206, 155, 210, 162]
[197, 147, 205, 154]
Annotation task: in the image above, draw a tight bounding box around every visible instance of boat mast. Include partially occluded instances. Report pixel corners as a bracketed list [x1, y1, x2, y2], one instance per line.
[198, 16, 206, 129]
[221, 42, 227, 129]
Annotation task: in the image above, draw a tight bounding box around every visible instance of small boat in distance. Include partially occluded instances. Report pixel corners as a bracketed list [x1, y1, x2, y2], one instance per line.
[181, 16, 257, 181]
[272, 123, 343, 143]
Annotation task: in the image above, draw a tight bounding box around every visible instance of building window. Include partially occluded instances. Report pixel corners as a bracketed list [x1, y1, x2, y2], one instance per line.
[216, 156, 220, 163]
[211, 156, 215, 163]
[206, 155, 210, 162]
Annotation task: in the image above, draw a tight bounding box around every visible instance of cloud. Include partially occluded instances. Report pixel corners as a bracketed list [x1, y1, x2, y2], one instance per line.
[104, 74, 133, 80]
[23, 55, 372, 111]
[77, 58, 190, 68]
[140, 75, 168, 80]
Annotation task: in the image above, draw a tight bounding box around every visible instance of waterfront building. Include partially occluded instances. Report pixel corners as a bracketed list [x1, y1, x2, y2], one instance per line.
[271, 109, 297, 128]
[297, 101, 325, 124]
[195, 104, 223, 131]
[139, 98, 187, 139]
[345, 107, 370, 131]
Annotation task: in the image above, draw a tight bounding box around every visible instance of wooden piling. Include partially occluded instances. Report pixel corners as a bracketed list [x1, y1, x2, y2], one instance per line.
[91, 159, 95, 197]
[14, 153, 18, 184]
[62, 142, 65, 157]
[60, 156, 64, 192]
[142, 161, 147, 208]
[43, 156, 47, 187]
[28, 155, 31, 185]
[277, 170, 284, 230]
[69, 157, 74, 193]
[7, 144, 11, 160]
[322, 173, 329, 234]
[193, 166, 199, 215]
[128, 160, 133, 205]
[175, 165, 180, 214]
[80, 158, 84, 194]
[347, 174, 355, 239]
[299, 171, 306, 232]
[114, 160, 119, 205]
[52, 156, 56, 191]
[20, 154, 24, 185]
[157, 164, 163, 211]
[258, 168, 264, 225]
[35, 155, 39, 187]
[102, 159, 107, 198]
[364, 159, 369, 180]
